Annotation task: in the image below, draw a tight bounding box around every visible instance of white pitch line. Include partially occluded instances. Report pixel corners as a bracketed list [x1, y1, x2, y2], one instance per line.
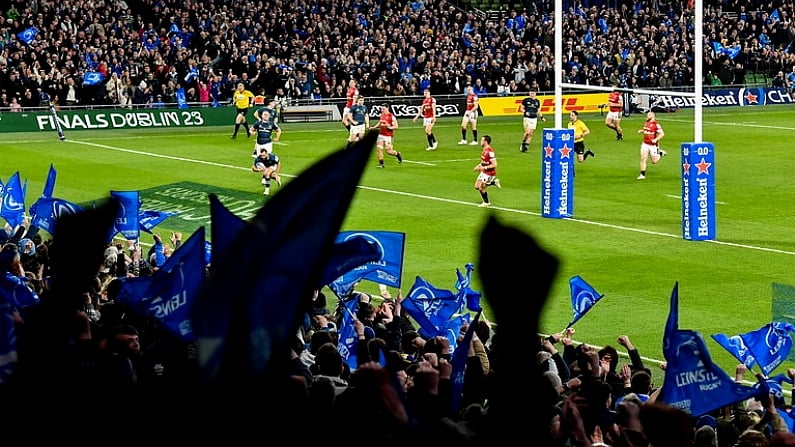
[66, 139, 795, 257]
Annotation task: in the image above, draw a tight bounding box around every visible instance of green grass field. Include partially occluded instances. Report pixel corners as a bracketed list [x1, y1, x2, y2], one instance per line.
[2, 105, 794, 381]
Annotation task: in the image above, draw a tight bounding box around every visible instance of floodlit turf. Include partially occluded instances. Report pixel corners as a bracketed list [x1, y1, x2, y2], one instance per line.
[3, 105, 794, 378]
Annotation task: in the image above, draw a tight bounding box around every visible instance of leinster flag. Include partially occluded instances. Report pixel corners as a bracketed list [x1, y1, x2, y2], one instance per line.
[328, 231, 405, 297]
[0, 172, 26, 229]
[567, 275, 605, 328]
[117, 227, 206, 341]
[659, 282, 761, 416]
[741, 322, 795, 376]
[713, 322, 795, 376]
[139, 210, 176, 233]
[110, 190, 141, 240]
[18, 27, 38, 45]
[42, 164, 57, 198]
[28, 197, 83, 234]
[83, 71, 104, 86]
[711, 332, 756, 369]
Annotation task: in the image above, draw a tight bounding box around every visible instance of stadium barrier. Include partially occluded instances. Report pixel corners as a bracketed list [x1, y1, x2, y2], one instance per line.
[3, 87, 792, 133]
[0, 106, 230, 132]
[281, 105, 339, 122]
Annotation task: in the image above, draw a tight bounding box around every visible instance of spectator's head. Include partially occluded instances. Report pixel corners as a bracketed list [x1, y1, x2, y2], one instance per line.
[693, 425, 718, 447]
[314, 342, 343, 377]
[630, 369, 653, 394]
[401, 330, 423, 355]
[310, 330, 333, 355]
[598, 345, 619, 373]
[734, 429, 768, 447]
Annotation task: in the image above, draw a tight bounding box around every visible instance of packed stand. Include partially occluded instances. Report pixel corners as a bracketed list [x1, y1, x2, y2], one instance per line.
[0, 0, 793, 110]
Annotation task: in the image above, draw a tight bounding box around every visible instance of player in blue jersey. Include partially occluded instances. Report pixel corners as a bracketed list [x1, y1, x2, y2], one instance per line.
[250, 110, 282, 157]
[344, 96, 369, 149]
[252, 150, 282, 196]
[254, 97, 278, 125]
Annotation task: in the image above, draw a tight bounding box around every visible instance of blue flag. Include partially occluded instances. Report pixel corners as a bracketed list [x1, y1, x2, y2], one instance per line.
[435, 313, 470, 356]
[336, 296, 360, 370]
[28, 197, 84, 234]
[328, 231, 405, 297]
[117, 227, 205, 341]
[320, 236, 381, 288]
[455, 263, 481, 312]
[403, 275, 464, 339]
[598, 17, 608, 33]
[0, 172, 26, 229]
[17, 27, 38, 45]
[0, 272, 40, 310]
[192, 131, 376, 382]
[175, 87, 188, 109]
[110, 190, 141, 240]
[42, 164, 57, 198]
[83, 71, 104, 86]
[184, 67, 199, 84]
[740, 322, 795, 376]
[139, 210, 176, 233]
[659, 282, 761, 416]
[712, 41, 741, 60]
[567, 275, 605, 328]
[208, 194, 247, 268]
[398, 285, 439, 339]
[450, 310, 481, 413]
[208, 194, 378, 283]
[711, 332, 756, 369]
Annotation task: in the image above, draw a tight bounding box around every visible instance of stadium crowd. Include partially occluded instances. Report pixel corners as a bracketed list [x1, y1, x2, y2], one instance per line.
[1, 0, 795, 110]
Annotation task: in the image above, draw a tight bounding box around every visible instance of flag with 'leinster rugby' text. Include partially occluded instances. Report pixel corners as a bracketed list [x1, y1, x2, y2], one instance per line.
[659, 282, 760, 416]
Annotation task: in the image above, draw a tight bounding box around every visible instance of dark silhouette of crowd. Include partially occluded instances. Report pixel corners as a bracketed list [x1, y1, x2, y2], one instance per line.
[2, 179, 795, 445]
[1, 0, 794, 111]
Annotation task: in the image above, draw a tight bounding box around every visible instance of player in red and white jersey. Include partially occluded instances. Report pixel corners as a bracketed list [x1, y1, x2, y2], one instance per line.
[412, 88, 438, 151]
[636, 111, 666, 180]
[473, 135, 500, 207]
[459, 86, 480, 146]
[370, 103, 403, 168]
[605, 86, 624, 140]
[343, 78, 359, 130]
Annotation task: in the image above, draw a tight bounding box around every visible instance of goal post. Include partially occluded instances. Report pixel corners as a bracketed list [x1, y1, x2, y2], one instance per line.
[544, 0, 714, 240]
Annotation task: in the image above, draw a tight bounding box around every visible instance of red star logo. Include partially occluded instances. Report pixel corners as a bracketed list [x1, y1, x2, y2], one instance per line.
[744, 91, 758, 104]
[559, 144, 572, 158]
[544, 143, 555, 158]
[695, 158, 712, 175]
[682, 161, 691, 175]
